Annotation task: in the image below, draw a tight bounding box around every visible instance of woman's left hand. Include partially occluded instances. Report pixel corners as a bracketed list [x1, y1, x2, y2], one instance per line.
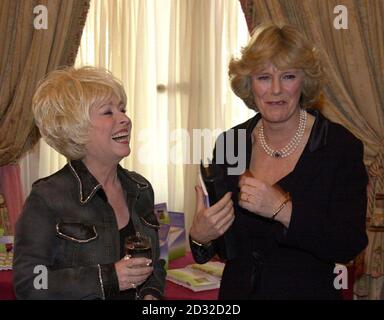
[238, 176, 286, 219]
[143, 294, 158, 300]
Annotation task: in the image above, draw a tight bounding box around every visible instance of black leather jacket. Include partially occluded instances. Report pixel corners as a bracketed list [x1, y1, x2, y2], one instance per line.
[13, 160, 166, 299]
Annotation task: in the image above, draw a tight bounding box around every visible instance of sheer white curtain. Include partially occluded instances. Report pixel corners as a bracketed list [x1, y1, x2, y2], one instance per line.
[20, 0, 252, 232]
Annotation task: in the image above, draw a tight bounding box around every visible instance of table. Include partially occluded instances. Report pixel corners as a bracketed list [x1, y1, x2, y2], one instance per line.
[0, 253, 218, 301]
[164, 253, 219, 300]
[0, 254, 353, 300]
[0, 270, 15, 300]
[165, 253, 355, 300]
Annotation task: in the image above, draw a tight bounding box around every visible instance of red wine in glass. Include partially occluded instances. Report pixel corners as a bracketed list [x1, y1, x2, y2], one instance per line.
[125, 232, 152, 260]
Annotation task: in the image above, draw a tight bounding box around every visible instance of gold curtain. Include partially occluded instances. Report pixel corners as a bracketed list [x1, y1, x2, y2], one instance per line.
[0, 0, 90, 166]
[0, 193, 11, 235]
[239, 0, 384, 299]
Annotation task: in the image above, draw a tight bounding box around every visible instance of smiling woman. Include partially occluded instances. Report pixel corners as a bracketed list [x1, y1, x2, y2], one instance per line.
[189, 23, 368, 300]
[32, 67, 128, 161]
[85, 95, 132, 166]
[13, 67, 166, 300]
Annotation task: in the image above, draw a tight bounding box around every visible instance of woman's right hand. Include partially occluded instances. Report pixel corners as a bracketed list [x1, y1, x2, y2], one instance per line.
[189, 186, 234, 245]
[115, 257, 153, 291]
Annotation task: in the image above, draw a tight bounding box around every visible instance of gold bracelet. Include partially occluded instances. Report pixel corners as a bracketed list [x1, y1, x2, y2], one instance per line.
[191, 238, 212, 247]
[271, 193, 291, 220]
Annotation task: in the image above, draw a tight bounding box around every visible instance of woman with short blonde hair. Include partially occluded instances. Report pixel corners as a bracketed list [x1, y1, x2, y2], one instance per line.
[14, 67, 165, 300]
[33, 67, 127, 160]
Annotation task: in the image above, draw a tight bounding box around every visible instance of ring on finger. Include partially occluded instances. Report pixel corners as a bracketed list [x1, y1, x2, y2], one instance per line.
[130, 283, 136, 289]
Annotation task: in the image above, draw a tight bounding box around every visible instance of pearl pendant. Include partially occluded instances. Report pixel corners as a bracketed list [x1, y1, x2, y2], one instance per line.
[273, 151, 281, 158]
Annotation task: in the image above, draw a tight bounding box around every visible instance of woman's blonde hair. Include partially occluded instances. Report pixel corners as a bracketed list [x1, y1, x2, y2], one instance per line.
[229, 23, 324, 110]
[32, 66, 127, 160]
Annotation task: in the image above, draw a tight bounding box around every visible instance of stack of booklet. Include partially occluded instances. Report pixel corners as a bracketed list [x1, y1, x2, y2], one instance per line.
[0, 252, 13, 271]
[166, 261, 224, 292]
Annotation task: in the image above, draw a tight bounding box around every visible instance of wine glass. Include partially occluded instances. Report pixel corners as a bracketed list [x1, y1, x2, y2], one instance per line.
[124, 232, 152, 299]
[124, 232, 152, 260]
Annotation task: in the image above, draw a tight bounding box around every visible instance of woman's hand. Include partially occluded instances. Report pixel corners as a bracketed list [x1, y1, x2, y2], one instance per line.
[115, 257, 153, 291]
[238, 176, 287, 219]
[189, 186, 234, 244]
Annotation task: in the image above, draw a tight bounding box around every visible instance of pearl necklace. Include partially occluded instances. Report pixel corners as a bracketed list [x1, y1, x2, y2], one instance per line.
[258, 109, 307, 159]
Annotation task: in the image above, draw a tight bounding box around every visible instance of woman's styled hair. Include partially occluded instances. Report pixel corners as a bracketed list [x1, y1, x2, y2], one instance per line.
[32, 66, 127, 160]
[229, 23, 324, 110]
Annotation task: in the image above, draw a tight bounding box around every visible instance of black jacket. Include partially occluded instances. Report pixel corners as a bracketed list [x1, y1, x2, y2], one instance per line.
[190, 109, 368, 299]
[13, 160, 166, 299]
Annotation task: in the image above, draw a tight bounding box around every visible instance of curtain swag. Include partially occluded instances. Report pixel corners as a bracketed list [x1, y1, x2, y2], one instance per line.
[0, 0, 90, 166]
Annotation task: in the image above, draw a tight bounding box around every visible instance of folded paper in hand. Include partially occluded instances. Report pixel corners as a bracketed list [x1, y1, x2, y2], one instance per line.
[199, 161, 228, 208]
[199, 161, 234, 261]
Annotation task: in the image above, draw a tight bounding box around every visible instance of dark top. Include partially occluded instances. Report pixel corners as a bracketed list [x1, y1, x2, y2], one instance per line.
[119, 219, 136, 259]
[190, 109, 368, 300]
[109, 219, 136, 300]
